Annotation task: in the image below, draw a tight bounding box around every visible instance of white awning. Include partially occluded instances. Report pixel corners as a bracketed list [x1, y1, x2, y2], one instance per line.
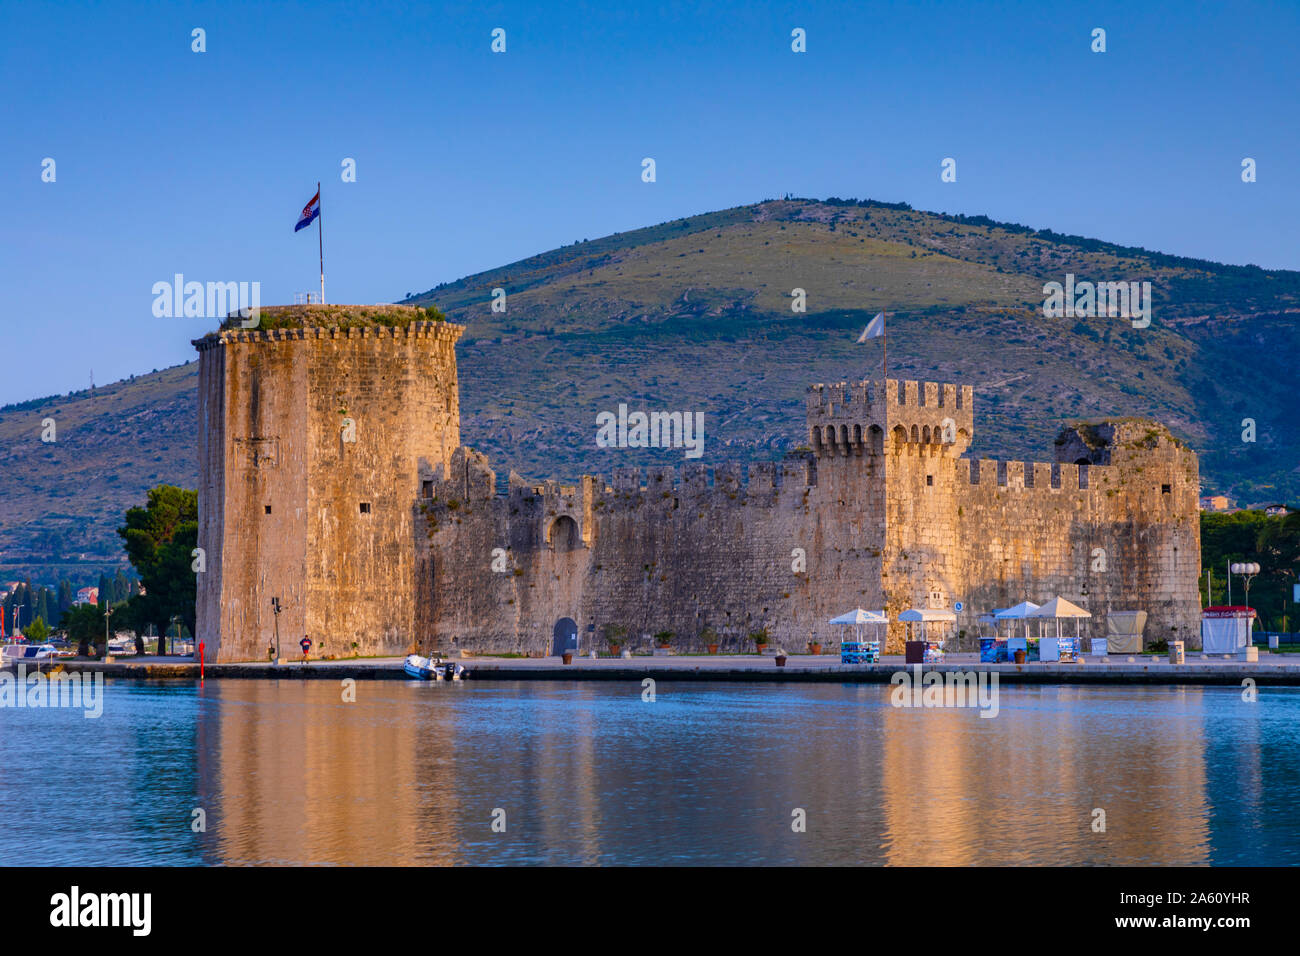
[1027, 596, 1092, 619]
[898, 608, 957, 623]
[995, 601, 1041, 620]
[828, 608, 888, 625]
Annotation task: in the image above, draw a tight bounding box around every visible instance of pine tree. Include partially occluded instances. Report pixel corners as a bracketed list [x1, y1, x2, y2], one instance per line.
[19, 582, 33, 629]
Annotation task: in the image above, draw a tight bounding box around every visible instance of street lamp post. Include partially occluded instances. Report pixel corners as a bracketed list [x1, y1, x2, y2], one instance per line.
[271, 596, 283, 665]
[1230, 562, 1261, 641]
[1230, 562, 1260, 612]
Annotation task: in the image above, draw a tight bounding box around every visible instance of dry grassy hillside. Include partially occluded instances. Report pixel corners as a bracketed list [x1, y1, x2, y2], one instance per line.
[3, 198, 1296, 582]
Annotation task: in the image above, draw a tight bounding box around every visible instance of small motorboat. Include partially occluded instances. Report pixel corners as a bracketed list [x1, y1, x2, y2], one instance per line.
[403, 654, 469, 681]
[1, 643, 59, 668]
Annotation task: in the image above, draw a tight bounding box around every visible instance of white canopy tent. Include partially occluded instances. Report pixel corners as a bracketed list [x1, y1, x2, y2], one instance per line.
[994, 601, 1040, 640]
[898, 607, 957, 643]
[1027, 596, 1092, 641]
[828, 608, 887, 645]
[828, 609, 888, 626]
[830, 608, 887, 663]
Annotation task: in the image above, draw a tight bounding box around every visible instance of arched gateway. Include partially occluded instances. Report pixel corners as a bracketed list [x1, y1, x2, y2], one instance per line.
[551, 617, 579, 657]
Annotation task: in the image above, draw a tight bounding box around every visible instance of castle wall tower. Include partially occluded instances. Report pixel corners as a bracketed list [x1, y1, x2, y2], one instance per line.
[807, 379, 975, 644]
[194, 308, 462, 661]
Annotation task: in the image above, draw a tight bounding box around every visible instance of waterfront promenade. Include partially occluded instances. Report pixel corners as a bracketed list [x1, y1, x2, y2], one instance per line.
[57, 651, 1300, 685]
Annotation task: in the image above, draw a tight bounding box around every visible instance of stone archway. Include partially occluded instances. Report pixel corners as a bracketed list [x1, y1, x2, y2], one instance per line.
[548, 515, 581, 552]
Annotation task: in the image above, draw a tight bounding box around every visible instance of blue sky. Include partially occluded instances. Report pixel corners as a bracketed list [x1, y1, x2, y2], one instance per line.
[2, 0, 1296, 405]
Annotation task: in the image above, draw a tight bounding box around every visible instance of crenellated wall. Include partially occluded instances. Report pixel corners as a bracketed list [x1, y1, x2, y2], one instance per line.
[197, 316, 1200, 660]
[419, 384, 1199, 655]
[882, 418, 1200, 648]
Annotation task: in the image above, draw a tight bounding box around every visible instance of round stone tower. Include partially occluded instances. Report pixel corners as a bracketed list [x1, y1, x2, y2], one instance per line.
[193, 305, 463, 662]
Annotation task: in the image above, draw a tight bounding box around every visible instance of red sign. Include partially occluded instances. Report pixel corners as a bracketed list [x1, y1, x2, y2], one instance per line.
[1202, 606, 1256, 618]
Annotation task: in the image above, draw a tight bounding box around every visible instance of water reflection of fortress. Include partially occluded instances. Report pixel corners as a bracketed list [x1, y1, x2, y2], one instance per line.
[190, 684, 1226, 865]
[194, 305, 1200, 662]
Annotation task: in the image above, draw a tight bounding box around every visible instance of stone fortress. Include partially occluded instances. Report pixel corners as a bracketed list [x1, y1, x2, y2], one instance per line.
[194, 305, 1201, 662]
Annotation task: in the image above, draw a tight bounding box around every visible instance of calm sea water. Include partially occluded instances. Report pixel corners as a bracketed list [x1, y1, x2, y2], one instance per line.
[1, 678, 1296, 866]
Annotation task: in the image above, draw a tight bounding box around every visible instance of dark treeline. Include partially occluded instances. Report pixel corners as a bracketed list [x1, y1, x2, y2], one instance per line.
[1200, 511, 1300, 631]
[1, 570, 135, 634]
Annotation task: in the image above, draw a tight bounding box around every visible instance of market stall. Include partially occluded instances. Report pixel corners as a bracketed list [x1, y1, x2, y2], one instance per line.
[1026, 596, 1091, 662]
[830, 608, 887, 663]
[978, 612, 1007, 662]
[898, 608, 956, 663]
[1201, 606, 1256, 654]
[995, 601, 1041, 661]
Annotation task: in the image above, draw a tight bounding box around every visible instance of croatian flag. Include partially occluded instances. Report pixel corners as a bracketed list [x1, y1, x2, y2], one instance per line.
[295, 189, 320, 232]
[857, 312, 885, 342]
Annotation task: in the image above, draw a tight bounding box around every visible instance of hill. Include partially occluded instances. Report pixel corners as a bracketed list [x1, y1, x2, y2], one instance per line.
[3, 198, 1297, 583]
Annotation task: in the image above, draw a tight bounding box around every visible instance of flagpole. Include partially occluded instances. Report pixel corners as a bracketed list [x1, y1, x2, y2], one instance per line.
[882, 310, 888, 384]
[317, 181, 325, 304]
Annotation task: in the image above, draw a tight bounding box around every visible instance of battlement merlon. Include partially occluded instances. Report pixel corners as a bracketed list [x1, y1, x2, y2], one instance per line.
[807, 379, 974, 456]
[191, 318, 464, 352]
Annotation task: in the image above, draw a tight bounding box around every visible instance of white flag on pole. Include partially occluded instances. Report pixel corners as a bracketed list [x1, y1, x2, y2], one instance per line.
[857, 312, 885, 342]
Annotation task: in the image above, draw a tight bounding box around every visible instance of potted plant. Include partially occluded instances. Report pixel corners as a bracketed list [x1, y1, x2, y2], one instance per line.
[701, 625, 720, 655]
[562, 648, 574, 665]
[603, 623, 627, 657]
[654, 630, 673, 649]
[809, 638, 822, 655]
[775, 647, 788, 667]
[751, 628, 769, 654]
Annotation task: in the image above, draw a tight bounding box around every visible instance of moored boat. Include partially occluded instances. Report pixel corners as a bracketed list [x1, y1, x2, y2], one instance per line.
[1, 643, 59, 668]
[403, 654, 469, 681]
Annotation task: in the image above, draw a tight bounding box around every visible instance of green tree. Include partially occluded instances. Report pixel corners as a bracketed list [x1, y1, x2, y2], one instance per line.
[17, 583, 32, 629]
[1201, 510, 1300, 630]
[63, 604, 102, 657]
[115, 596, 151, 656]
[25, 617, 49, 642]
[117, 485, 198, 656]
[1257, 511, 1300, 631]
[112, 570, 130, 604]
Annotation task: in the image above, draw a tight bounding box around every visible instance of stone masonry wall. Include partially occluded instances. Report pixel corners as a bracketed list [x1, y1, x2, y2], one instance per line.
[195, 319, 461, 662]
[419, 380, 1200, 655]
[196, 317, 1201, 662]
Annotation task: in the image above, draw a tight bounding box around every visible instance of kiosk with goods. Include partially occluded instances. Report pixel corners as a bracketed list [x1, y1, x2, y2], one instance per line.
[830, 608, 886, 664]
[1201, 606, 1255, 655]
[995, 601, 1040, 661]
[1027, 596, 1091, 663]
[899, 608, 956, 663]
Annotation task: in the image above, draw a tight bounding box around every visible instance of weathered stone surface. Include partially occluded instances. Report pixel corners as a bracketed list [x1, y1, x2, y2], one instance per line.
[423, 382, 1199, 656]
[195, 312, 461, 662]
[197, 308, 1200, 661]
